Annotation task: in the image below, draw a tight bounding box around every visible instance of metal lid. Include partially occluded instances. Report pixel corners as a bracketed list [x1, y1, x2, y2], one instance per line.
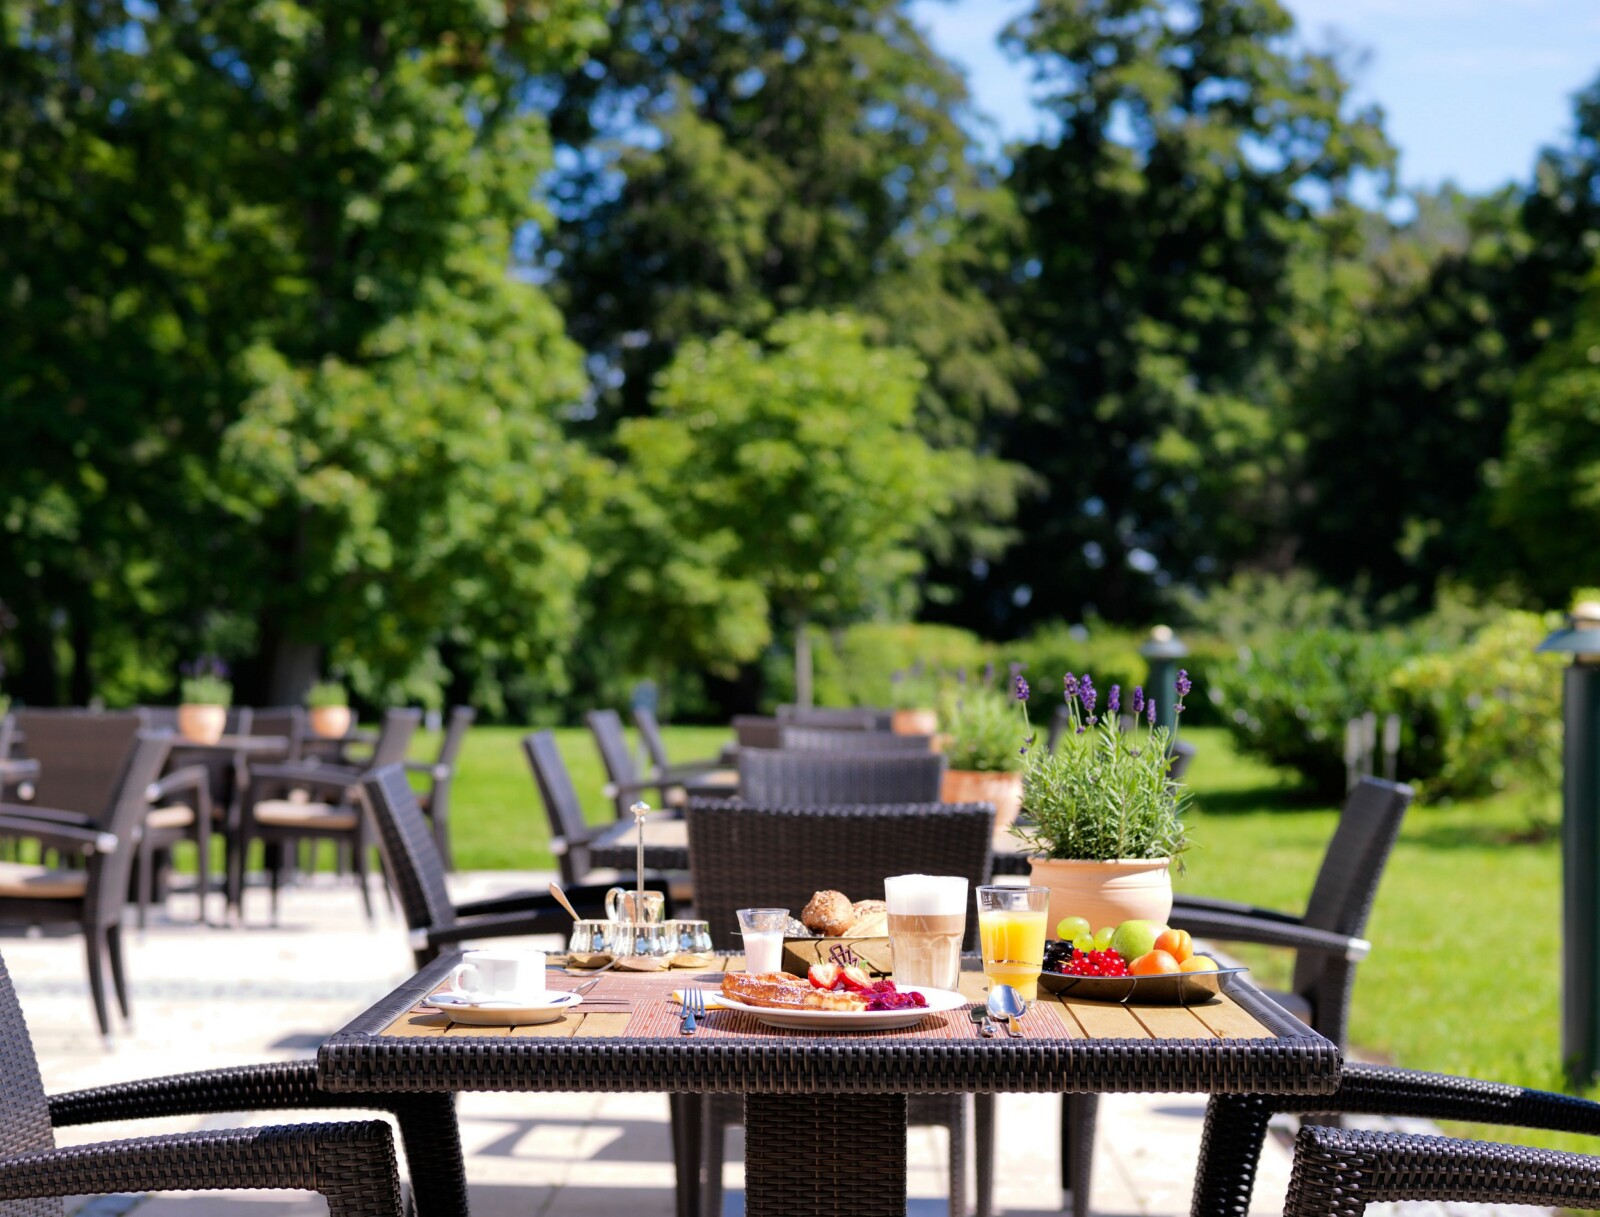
[1139, 625, 1189, 659]
[1537, 602, 1600, 655]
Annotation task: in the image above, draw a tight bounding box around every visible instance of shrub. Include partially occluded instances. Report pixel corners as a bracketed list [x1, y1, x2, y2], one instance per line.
[1388, 610, 1563, 803]
[830, 622, 993, 708]
[940, 686, 1024, 772]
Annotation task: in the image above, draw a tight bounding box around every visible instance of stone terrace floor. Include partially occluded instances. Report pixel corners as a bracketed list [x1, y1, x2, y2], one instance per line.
[8, 871, 1305, 1217]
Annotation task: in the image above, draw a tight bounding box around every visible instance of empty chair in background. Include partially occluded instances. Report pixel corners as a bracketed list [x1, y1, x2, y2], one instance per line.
[523, 730, 606, 887]
[737, 749, 945, 806]
[776, 725, 932, 752]
[775, 705, 894, 730]
[632, 706, 735, 786]
[406, 705, 475, 871]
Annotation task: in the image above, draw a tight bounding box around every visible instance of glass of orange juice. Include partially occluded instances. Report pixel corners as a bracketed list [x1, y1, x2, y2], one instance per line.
[976, 885, 1050, 1001]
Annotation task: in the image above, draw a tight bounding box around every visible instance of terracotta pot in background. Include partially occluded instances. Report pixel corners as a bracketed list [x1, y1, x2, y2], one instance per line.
[941, 769, 1024, 828]
[1027, 856, 1173, 934]
[176, 703, 227, 745]
[308, 705, 353, 740]
[891, 707, 938, 736]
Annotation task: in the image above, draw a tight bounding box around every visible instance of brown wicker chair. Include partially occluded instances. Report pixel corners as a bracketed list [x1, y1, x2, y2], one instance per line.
[587, 709, 676, 818]
[230, 708, 421, 923]
[0, 730, 174, 1035]
[523, 730, 606, 886]
[685, 797, 997, 1217]
[1060, 775, 1415, 1217]
[0, 944, 467, 1217]
[1198, 1061, 1600, 1217]
[737, 749, 945, 805]
[776, 704, 894, 730]
[776, 725, 933, 752]
[361, 763, 669, 968]
[632, 707, 735, 788]
[405, 705, 475, 871]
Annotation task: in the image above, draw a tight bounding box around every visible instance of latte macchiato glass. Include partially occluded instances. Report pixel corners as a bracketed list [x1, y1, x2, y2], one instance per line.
[885, 874, 968, 991]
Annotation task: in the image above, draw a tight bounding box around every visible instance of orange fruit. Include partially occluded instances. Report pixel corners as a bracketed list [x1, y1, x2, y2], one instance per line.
[1180, 956, 1218, 973]
[1128, 949, 1180, 976]
[1153, 928, 1193, 963]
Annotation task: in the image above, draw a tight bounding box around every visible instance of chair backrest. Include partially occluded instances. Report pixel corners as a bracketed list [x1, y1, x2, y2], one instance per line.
[360, 765, 457, 944]
[0, 715, 12, 762]
[632, 707, 672, 772]
[585, 709, 638, 816]
[522, 731, 596, 882]
[0, 948, 57, 1179]
[731, 716, 783, 750]
[1046, 704, 1071, 753]
[250, 706, 306, 760]
[1168, 739, 1196, 784]
[777, 726, 932, 753]
[687, 799, 995, 949]
[775, 706, 891, 731]
[1292, 776, 1414, 998]
[434, 706, 476, 769]
[15, 710, 144, 819]
[738, 750, 946, 806]
[368, 708, 424, 770]
[87, 731, 176, 927]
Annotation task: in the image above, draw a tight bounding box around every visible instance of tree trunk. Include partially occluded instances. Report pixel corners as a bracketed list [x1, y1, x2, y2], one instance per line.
[68, 610, 93, 705]
[794, 616, 813, 709]
[266, 638, 321, 706]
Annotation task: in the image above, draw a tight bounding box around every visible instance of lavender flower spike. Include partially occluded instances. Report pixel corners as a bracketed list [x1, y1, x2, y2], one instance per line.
[1080, 675, 1097, 719]
[1132, 686, 1145, 714]
[1014, 674, 1030, 702]
[1063, 672, 1080, 701]
[1147, 700, 1157, 726]
[1175, 669, 1192, 697]
[1108, 685, 1121, 715]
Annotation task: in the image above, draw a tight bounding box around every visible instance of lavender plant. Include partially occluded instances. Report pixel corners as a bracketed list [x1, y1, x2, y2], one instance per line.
[940, 681, 1025, 773]
[179, 655, 233, 707]
[307, 680, 348, 709]
[1011, 671, 1192, 863]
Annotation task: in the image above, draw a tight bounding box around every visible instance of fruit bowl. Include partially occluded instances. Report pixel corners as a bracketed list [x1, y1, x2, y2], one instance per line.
[1038, 965, 1247, 1005]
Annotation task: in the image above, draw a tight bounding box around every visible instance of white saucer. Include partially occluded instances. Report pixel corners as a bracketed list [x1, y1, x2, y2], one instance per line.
[423, 990, 582, 1026]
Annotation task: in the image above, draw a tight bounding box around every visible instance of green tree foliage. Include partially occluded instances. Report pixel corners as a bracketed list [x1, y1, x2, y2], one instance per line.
[0, 1, 610, 706]
[609, 312, 969, 678]
[988, 0, 1394, 626]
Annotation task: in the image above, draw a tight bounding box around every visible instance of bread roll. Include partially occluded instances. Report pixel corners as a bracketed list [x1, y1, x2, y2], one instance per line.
[801, 889, 855, 937]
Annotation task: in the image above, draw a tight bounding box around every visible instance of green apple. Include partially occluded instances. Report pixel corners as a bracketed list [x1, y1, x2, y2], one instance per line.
[1056, 916, 1091, 942]
[1109, 919, 1166, 963]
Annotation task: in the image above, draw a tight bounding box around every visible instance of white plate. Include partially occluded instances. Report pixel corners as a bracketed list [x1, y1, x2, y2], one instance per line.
[709, 985, 967, 1031]
[423, 990, 582, 1026]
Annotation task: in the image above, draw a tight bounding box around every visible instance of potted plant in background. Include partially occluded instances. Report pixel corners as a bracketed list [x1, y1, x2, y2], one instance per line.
[1011, 671, 1192, 931]
[177, 656, 232, 744]
[306, 680, 352, 740]
[889, 665, 940, 736]
[939, 682, 1025, 827]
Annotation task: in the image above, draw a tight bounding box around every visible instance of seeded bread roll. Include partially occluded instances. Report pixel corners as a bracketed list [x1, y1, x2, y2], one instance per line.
[850, 899, 889, 937]
[801, 889, 856, 937]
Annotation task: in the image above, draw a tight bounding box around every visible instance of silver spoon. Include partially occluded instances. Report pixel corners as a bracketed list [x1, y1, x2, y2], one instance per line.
[988, 985, 1025, 1038]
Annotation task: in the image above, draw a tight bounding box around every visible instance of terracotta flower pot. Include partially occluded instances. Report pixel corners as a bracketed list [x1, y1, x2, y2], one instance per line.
[891, 707, 938, 736]
[941, 769, 1024, 829]
[1027, 857, 1173, 934]
[309, 705, 353, 740]
[177, 703, 227, 745]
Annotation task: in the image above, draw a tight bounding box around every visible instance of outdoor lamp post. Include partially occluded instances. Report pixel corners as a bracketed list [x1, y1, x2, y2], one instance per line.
[1537, 601, 1600, 1083]
[1140, 626, 1189, 731]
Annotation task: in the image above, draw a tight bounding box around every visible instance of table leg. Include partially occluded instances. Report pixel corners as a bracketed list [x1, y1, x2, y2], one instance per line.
[668, 1093, 701, 1217]
[743, 1094, 906, 1217]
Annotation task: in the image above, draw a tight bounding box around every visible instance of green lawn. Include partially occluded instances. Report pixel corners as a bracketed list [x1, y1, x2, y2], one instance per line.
[425, 720, 1582, 1140]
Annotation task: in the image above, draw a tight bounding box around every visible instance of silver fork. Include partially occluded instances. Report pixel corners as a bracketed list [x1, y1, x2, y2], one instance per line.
[681, 988, 703, 1035]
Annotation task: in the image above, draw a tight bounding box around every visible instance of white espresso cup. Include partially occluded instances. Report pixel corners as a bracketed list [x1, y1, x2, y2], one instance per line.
[447, 948, 546, 1002]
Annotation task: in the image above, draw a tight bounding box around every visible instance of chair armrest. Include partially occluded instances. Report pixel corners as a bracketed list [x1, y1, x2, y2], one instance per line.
[453, 881, 625, 920]
[405, 760, 451, 781]
[0, 803, 96, 829]
[1170, 893, 1302, 924]
[0, 814, 116, 856]
[599, 777, 664, 799]
[147, 765, 212, 820]
[424, 909, 574, 947]
[1170, 908, 1370, 960]
[247, 765, 361, 801]
[653, 761, 728, 781]
[1284, 1125, 1600, 1216]
[0, 1121, 399, 1206]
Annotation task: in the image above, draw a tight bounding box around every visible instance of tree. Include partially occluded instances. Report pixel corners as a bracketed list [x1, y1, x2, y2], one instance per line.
[612, 311, 973, 702]
[985, 0, 1394, 629]
[0, 1, 612, 706]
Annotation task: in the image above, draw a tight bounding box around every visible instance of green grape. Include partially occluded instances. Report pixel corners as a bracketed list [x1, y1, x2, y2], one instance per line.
[1057, 916, 1092, 942]
[1072, 933, 1095, 953]
[1093, 927, 1115, 951]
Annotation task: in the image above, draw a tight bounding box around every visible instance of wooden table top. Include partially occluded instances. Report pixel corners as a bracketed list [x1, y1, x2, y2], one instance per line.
[377, 955, 1270, 1044]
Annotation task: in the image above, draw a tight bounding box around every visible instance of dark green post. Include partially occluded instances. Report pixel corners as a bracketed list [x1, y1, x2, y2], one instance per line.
[1538, 604, 1600, 1083]
[1140, 626, 1189, 731]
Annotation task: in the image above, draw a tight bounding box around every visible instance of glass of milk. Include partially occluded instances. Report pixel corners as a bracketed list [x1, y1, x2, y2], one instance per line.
[736, 907, 790, 974]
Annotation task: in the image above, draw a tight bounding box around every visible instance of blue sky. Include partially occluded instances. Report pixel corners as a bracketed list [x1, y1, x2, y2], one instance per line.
[911, 0, 1600, 195]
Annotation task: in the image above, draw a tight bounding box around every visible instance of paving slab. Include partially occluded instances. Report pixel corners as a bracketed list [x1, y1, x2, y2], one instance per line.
[5, 871, 1308, 1216]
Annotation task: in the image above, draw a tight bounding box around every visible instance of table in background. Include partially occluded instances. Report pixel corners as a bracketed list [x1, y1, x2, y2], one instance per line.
[318, 951, 1338, 1217]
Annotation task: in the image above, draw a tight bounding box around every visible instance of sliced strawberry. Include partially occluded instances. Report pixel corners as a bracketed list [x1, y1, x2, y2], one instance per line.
[840, 965, 874, 993]
[808, 963, 842, 990]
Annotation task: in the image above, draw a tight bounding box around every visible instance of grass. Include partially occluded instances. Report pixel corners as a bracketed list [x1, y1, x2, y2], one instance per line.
[364, 720, 1589, 1141]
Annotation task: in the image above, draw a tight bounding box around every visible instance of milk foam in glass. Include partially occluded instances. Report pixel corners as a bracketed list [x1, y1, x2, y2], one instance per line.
[885, 874, 968, 991]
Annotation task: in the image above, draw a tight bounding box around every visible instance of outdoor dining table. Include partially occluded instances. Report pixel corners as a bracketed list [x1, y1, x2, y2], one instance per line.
[590, 814, 1036, 875]
[316, 950, 1339, 1217]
